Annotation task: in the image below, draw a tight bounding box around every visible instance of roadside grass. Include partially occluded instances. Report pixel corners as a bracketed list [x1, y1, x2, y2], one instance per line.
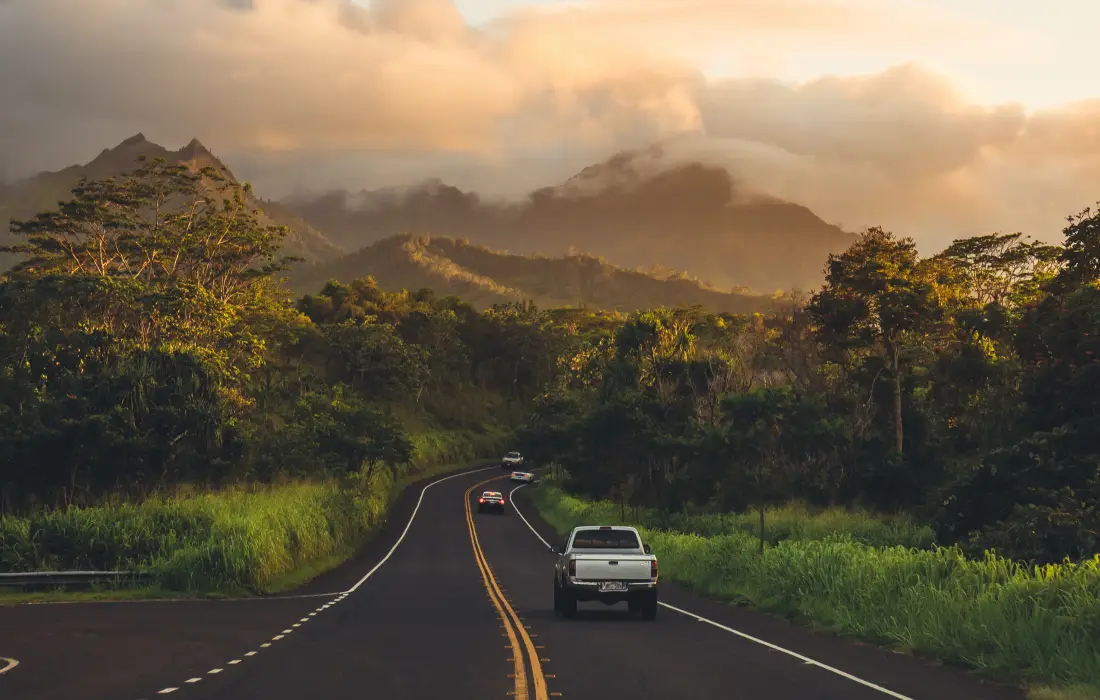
[545, 490, 935, 549]
[0, 427, 512, 603]
[528, 483, 1100, 699]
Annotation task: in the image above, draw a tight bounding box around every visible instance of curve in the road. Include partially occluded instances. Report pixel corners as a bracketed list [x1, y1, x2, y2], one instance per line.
[126, 464, 501, 699]
[465, 475, 551, 700]
[0, 656, 19, 675]
[507, 482, 918, 700]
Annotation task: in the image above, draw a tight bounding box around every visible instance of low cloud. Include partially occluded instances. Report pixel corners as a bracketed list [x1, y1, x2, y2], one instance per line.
[0, 0, 1096, 252]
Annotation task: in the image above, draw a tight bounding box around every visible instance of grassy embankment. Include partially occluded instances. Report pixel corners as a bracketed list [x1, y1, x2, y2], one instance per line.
[0, 426, 511, 603]
[528, 481, 1100, 700]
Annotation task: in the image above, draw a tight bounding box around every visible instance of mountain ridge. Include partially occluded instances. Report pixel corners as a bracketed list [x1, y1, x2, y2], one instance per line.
[281, 147, 855, 294]
[292, 233, 782, 314]
[4, 134, 855, 302]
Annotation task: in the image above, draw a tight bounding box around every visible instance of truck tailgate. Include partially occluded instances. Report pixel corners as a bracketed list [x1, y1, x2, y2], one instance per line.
[573, 554, 651, 580]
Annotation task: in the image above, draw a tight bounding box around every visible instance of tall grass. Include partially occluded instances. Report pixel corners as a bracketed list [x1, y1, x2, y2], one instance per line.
[530, 484, 1100, 695]
[0, 476, 390, 591]
[0, 427, 510, 592]
[546, 492, 935, 549]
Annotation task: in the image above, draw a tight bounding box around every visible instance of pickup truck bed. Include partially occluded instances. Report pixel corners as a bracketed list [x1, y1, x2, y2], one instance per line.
[572, 552, 653, 581]
[553, 526, 659, 620]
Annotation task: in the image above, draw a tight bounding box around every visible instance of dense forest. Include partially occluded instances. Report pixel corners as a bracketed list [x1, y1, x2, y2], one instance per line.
[2, 157, 1098, 569]
[518, 216, 1100, 566]
[0, 159, 578, 514]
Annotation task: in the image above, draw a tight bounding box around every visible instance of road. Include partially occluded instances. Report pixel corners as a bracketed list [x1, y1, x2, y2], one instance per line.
[0, 466, 1025, 700]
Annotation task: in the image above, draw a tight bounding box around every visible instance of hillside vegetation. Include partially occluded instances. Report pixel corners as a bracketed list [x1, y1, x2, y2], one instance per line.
[293, 233, 779, 314]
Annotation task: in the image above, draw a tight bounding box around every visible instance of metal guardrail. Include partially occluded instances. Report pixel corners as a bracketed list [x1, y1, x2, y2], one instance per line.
[0, 570, 154, 588]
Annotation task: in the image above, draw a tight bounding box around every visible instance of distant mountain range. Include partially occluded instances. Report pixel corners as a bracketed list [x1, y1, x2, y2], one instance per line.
[295, 233, 780, 313]
[1, 134, 857, 311]
[282, 145, 855, 294]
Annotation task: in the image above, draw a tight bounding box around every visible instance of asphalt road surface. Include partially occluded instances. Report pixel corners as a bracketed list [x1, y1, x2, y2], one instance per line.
[0, 466, 1026, 700]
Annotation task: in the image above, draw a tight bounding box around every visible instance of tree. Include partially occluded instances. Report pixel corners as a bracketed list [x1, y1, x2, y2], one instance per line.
[809, 227, 942, 456]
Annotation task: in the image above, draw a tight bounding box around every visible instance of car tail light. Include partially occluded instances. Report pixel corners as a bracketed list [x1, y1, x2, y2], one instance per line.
[479, 498, 485, 503]
[650, 560, 658, 578]
[567, 559, 576, 577]
[501, 499, 506, 504]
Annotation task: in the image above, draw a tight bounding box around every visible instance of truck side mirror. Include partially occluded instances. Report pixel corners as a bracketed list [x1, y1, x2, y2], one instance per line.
[643, 544, 652, 554]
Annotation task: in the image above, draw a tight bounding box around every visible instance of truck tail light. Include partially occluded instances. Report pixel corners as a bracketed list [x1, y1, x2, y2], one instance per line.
[478, 498, 485, 503]
[650, 560, 658, 578]
[568, 560, 576, 577]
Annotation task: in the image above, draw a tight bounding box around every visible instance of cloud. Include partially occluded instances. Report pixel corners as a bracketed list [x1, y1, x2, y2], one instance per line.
[0, 0, 1097, 253]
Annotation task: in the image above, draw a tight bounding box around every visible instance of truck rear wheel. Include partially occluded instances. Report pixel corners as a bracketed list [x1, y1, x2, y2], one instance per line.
[640, 591, 658, 621]
[561, 589, 577, 618]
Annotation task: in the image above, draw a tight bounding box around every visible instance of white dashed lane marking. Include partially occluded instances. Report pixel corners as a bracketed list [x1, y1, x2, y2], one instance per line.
[132, 465, 500, 699]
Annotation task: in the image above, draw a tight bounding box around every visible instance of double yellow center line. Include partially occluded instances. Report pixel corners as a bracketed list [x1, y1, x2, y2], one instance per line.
[464, 476, 549, 700]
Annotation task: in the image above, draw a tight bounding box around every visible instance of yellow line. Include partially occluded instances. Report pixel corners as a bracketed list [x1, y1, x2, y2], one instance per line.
[465, 476, 549, 700]
[465, 477, 528, 699]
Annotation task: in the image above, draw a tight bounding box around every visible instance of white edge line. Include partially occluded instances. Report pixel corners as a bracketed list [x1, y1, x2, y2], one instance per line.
[344, 464, 501, 593]
[0, 657, 19, 675]
[129, 464, 498, 698]
[507, 483, 917, 700]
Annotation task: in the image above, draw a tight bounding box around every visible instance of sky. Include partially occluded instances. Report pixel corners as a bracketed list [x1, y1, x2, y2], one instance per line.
[1, 0, 1098, 253]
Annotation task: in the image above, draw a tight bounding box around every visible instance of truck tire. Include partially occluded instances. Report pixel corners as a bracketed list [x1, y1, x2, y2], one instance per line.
[640, 591, 658, 621]
[561, 588, 577, 618]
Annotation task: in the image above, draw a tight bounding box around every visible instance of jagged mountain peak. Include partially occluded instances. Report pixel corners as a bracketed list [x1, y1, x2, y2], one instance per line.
[118, 133, 150, 148]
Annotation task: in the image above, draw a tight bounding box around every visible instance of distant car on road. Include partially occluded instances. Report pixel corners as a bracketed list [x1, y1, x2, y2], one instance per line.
[477, 491, 507, 514]
[553, 525, 659, 620]
[510, 470, 535, 484]
[500, 451, 525, 469]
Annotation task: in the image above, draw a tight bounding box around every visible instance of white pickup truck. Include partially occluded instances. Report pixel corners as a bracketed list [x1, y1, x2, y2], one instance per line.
[552, 525, 659, 620]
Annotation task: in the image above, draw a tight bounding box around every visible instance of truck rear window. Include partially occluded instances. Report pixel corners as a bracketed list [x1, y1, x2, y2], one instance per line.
[571, 530, 640, 549]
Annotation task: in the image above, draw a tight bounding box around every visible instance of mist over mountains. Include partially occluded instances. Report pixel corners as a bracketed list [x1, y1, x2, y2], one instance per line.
[282, 145, 855, 294]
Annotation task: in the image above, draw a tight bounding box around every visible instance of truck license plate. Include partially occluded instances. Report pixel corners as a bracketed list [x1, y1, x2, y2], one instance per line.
[600, 582, 626, 592]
